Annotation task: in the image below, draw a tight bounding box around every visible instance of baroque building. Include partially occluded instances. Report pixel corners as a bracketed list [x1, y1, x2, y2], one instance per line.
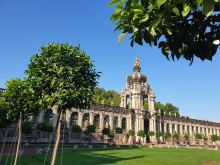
[43, 58, 220, 145]
[2, 59, 220, 146]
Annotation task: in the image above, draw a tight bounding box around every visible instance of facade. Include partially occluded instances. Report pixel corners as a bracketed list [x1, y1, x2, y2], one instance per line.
[2, 59, 220, 145]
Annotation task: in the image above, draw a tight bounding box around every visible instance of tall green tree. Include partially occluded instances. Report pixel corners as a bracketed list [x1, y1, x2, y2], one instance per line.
[93, 88, 120, 106]
[26, 43, 100, 165]
[109, 0, 220, 63]
[1, 79, 38, 165]
[0, 92, 13, 163]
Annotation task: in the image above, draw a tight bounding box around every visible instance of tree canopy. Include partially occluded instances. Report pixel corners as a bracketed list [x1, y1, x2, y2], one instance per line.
[144, 101, 179, 116]
[93, 87, 120, 106]
[26, 43, 100, 111]
[109, 0, 220, 63]
[0, 79, 38, 121]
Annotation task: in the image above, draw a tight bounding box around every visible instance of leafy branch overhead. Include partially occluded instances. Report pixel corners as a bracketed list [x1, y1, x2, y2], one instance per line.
[109, 0, 220, 63]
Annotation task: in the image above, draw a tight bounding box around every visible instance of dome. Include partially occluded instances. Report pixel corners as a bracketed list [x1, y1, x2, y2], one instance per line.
[127, 58, 147, 83]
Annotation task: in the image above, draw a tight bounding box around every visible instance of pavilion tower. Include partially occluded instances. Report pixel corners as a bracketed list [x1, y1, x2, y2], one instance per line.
[120, 58, 156, 112]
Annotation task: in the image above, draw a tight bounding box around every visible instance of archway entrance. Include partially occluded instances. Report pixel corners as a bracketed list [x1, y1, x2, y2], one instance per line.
[144, 119, 150, 143]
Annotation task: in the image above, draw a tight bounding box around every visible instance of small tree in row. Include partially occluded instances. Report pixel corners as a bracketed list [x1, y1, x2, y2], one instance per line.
[127, 129, 135, 145]
[137, 130, 145, 144]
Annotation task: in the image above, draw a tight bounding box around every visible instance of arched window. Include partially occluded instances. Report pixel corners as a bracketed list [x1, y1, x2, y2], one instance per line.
[70, 112, 78, 126]
[82, 113, 89, 128]
[172, 124, 175, 133]
[104, 115, 109, 128]
[94, 114, 100, 128]
[122, 118, 126, 130]
[166, 123, 169, 133]
[177, 125, 180, 134]
[113, 116, 118, 129]
[43, 109, 53, 123]
[126, 95, 131, 109]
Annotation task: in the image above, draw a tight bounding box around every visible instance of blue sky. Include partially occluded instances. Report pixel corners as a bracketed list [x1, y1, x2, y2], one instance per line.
[0, 0, 220, 122]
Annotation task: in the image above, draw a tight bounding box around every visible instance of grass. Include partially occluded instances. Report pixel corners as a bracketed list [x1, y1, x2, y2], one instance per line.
[3, 148, 220, 165]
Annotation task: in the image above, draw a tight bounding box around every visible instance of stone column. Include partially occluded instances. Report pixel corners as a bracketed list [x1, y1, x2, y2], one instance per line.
[139, 115, 144, 130]
[78, 112, 83, 127]
[99, 113, 104, 130]
[149, 117, 156, 143]
[163, 122, 167, 133]
[52, 106, 59, 128]
[109, 113, 114, 130]
[118, 114, 122, 128]
[127, 114, 132, 131]
[179, 124, 183, 135]
[174, 123, 178, 133]
[169, 122, 172, 134]
[38, 112, 44, 123]
[65, 110, 71, 128]
[89, 112, 94, 125]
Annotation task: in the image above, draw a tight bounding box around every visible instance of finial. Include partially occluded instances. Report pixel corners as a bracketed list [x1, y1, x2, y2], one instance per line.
[133, 58, 141, 72]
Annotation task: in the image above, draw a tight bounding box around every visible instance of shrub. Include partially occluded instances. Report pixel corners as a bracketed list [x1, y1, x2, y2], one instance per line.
[211, 135, 219, 142]
[148, 131, 155, 137]
[172, 133, 180, 141]
[37, 122, 53, 133]
[22, 121, 32, 134]
[71, 125, 82, 133]
[184, 134, 189, 140]
[115, 127, 123, 134]
[108, 130, 114, 138]
[86, 125, 96, 133]
[164, 132, 172, 139]
[127, 129, 135, 136]
[195, 133, 202, 140]
[102, 128, 110, 135]
[156, 131, 163, 138]
[137, 130, 145, 138]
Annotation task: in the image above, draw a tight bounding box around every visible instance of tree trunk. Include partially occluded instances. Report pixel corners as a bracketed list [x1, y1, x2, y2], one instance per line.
[14, 112, 22, 165]
[50, 110, 62, 165]
[0, 129, 8, 163]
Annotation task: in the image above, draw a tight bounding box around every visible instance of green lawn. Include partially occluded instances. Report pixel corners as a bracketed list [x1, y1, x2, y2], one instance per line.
[3, 148, 220, 165]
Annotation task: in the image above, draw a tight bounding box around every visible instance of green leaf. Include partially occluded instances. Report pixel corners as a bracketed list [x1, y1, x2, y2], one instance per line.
[139, 14, 149, 23]
[134, 9, 143, 13]
[202, 0, 215, 17]
[172, 7, 180, 16]
[149, 17, 162, 36]
[182, 5, 191, 17]
[196, 0, 202, 7]
[157, 0, 167, 8]
[108, 0, 120, 6]
[51, 78, 55, 87]
[117, 32, 128, 44]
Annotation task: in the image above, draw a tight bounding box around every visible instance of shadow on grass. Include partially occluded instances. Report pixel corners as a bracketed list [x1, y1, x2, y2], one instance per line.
[3, 149, 145, 165]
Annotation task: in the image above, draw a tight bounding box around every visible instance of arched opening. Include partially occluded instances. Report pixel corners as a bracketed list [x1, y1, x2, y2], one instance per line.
[94, 114, 100, 129]
[103, 115, 109, 128]
[144, 119, 150, 143]
[70, 112, 78, 126]
[177, 125, 180, 134]
[187, 126, 190, 134]
[172, 124, 175, 133]
[113, 116, 118, 129]
[166, 123, 170, 133]
[122, 118, 126, 130]
[43, 109, 53, 124]
[82, 113, 89, 129]
[126, 95, 131, 109]
[161, 122, 164, 133]
[182, 125, 185, 134]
